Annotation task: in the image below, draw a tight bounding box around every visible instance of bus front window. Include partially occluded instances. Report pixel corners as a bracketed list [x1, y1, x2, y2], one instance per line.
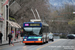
[24, 27, 32, 31]
[24, 27, 41, 36]
[33, 27, 41, 35]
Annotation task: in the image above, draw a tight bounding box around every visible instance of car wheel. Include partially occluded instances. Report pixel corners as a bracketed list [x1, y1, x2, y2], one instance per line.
[52, 39, 54, 42]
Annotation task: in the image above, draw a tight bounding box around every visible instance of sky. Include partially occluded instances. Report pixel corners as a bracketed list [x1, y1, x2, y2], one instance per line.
[49, 0, 75, 7]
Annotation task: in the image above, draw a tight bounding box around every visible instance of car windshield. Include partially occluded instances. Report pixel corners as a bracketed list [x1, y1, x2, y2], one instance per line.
[67, 34, 74, 36]
[24, 27, 41, 36]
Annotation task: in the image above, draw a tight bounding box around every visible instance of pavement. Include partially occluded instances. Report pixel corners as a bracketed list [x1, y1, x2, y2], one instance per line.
[0, 38, 22, 46]
[0, 39, 75, 50]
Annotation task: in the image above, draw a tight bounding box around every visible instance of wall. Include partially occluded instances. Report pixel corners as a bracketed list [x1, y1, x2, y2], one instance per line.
[0, 0, 7, 41]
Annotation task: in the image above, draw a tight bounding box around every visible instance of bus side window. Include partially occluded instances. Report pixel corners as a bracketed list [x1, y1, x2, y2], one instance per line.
[39, 29, 42, 35]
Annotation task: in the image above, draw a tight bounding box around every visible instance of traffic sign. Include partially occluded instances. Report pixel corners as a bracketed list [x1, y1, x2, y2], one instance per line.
[11, 30, 14, 33]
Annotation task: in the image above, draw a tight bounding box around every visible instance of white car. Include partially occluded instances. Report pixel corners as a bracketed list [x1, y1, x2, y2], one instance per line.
[48, 33, 54, 41]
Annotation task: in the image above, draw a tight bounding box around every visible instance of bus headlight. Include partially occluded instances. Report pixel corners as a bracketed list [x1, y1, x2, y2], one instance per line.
[38, 38, 41, 41]
[24, 39, 27, 41]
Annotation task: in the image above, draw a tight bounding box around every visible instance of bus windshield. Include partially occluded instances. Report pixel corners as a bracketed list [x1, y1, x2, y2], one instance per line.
[24, 27, 41, 36]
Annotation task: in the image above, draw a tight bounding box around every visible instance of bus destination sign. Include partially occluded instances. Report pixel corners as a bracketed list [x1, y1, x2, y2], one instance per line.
[25, 23, 40, 26]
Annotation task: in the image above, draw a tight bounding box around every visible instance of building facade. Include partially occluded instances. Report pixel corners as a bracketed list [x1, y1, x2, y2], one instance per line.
[0, 0, 21, 42]
[0, 0, 8, 41]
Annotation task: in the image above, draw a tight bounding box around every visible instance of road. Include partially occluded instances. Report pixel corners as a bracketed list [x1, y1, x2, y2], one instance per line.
[0, 39, 75, 50]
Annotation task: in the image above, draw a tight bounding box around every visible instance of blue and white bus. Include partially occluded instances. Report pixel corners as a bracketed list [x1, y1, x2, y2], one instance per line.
[22, 22, 49, 45]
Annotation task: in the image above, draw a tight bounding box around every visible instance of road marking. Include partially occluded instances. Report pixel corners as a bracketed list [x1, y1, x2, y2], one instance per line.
[37, 40, 60, 50]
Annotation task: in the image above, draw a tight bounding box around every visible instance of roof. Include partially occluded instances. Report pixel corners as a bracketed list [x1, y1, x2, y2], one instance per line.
[7, 20, 21, 28]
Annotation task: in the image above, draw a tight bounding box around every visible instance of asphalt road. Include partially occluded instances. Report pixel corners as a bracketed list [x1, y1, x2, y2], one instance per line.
[0, 39, 75, 50]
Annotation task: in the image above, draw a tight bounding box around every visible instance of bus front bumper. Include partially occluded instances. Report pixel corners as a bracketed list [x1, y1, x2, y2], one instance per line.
[23, 41, 43, 43]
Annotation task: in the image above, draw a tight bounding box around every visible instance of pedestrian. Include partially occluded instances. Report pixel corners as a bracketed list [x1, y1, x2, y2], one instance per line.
[0, 31, 3, 44]
[20, 31, 24, 37]
[16, 33, 18, 39]
[8, 33, 14, 46]
[19, 31, 24, 43]
[15, 34, 18, 42]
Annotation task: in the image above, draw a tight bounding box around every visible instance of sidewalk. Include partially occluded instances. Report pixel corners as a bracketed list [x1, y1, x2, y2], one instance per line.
[0, 39, 22, 46]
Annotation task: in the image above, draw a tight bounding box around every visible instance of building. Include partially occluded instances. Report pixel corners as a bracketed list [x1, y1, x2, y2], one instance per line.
[0, 0, 21, 42]
[0, 0, 7, 41]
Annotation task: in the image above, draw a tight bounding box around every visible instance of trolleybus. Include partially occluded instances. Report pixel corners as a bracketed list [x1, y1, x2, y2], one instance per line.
[22, 22, 49, 45]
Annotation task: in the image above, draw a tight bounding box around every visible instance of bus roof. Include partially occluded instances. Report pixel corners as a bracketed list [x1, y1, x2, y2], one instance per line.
[41, 22, 49, 26]
[30, 19, 41, 22]
[24, 22, 41, 23]
[23, 22, 49, 27]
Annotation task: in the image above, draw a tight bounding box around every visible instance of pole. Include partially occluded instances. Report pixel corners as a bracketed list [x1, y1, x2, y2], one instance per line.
[31, 8, 36, 19]
[35, 9, 40, 19]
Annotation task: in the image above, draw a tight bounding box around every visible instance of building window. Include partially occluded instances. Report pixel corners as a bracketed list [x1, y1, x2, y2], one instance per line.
[6, 22, 8, 40]
[6, 5, 8, 20]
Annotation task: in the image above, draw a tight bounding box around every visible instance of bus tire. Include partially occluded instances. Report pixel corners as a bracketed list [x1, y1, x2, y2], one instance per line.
[46, 40, 48, 43]
[52, 39, 54, 42]
[25, 43, 28, 45]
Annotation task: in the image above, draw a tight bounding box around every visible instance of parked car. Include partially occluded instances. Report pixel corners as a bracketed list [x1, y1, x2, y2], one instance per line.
[67, 34, 75, 39]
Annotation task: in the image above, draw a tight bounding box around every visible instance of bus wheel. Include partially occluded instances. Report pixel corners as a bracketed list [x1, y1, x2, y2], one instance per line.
[46, 41, 48, 43]
[52, 39, 54, 42]
[25, 43, 28, 45]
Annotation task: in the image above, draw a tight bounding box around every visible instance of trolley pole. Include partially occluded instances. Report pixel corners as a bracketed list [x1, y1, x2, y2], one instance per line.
[35, 9, 40, 19]
[31, 8, 36, 19]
